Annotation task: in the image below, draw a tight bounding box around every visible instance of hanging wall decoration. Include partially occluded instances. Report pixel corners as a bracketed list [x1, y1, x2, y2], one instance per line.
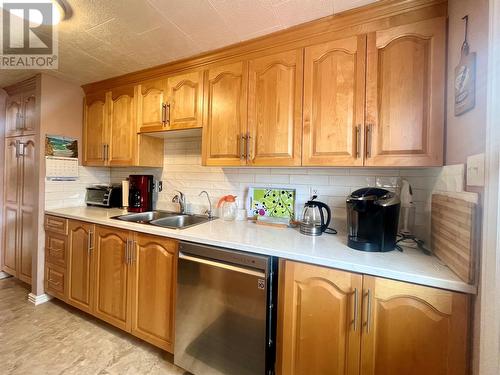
[454, 15, 476, 116]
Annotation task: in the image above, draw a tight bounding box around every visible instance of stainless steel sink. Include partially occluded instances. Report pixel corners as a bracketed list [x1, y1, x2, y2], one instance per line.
[150, 214, 211, 229]
[112, 211, 214, 229]
[114, 211, 177, 223]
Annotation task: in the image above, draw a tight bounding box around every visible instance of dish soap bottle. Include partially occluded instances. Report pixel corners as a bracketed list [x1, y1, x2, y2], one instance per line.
[217, 195, 237, 221]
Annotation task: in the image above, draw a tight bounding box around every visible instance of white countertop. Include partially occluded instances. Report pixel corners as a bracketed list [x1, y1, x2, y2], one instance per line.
[45, 207, 477, 294]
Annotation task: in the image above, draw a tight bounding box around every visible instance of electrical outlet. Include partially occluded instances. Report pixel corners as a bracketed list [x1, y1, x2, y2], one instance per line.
[466, 153, 485, 187]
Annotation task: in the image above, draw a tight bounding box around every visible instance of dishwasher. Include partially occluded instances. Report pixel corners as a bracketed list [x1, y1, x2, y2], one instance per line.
[174, 241, 278, 375]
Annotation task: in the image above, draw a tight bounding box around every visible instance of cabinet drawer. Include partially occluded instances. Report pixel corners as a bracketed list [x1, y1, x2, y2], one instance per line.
[45, 264, 66, 300]
[45, 215, 68, 235]
[45, 232, 67, 268]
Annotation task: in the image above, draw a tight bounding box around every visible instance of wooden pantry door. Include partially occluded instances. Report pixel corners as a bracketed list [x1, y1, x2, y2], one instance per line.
[303, 35, 366, 167]
[248, 49, 303, 166]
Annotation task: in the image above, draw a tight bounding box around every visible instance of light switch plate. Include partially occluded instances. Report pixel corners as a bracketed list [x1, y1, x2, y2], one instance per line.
[466, 153, 485, 187]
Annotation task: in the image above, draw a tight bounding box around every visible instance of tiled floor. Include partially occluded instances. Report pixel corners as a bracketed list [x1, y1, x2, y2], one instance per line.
[0, 277, 188, 375]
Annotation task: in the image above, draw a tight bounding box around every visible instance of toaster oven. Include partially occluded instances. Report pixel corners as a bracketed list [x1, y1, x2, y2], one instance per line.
[85, 185, 123, 208]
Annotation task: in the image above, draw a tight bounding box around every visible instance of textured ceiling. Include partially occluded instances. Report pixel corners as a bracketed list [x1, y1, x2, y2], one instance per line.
[0, 0, 377, 88]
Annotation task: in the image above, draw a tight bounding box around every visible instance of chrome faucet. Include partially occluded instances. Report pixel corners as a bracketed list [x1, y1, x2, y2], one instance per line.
[199, 191, 214, 219]
[172, 190, 186, 214]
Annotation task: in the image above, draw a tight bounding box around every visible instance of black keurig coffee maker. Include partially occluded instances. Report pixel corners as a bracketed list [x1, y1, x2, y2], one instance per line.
[346, 188, 400, 252]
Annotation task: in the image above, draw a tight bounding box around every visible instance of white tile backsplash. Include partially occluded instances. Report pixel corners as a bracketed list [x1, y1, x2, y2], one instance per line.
[44, 136, 442, 244]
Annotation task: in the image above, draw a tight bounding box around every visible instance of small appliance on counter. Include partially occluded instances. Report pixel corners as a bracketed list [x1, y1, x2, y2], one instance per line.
[128, 175, 153, 213]
[299, 196, 335, 236]
[346, 188, 400, 252]
[85, 185, 122, 208]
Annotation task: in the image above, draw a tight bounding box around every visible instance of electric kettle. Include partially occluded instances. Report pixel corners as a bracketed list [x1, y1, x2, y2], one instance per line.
[299, 196, 332, 236]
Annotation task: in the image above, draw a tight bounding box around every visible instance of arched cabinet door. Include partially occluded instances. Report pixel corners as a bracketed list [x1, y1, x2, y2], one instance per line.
[83, 92, 107, 166]
[137, 79, 169, 133]
[130, 233, 178, 352]
[93, 226, 131, 331]
[67, 221, 95, 314]
[107, 87, 136, 166]
[278, 260, 363, 375]
[166, 71, 204, 130]
[22, 91, 37, 134]
[202, 61, 248, 166]
[360, 276, 469, 375]
[5, 94, 23, 137]
[248, 49, 303, 166]
[303, 35, 366, 167]
[365, 17, 446, 166]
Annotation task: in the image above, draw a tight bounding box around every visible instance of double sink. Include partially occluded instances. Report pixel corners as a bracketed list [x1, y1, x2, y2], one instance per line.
[113, 210, 214, 229]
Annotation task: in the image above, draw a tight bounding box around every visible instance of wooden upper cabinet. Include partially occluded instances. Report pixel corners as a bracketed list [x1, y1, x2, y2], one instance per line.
[130, 233, 178, 352]
[202, 62, 248, 166]
[83, 93, 107, 166]
[248, 49, 303, 166]
[93, 226, 131, 331]
[67, 221, 95, 313]
[360, 276, 469, 375]
[278, 260, 362, 375]
[365, 17, 446, 166]
[137, 79, 169, 133]
[166, 71, 204, 130]
[107, 87, 136, 166]
[22, 90, 37, 134]
[303, 36, 366, 167]
[5, 94, 23, 137]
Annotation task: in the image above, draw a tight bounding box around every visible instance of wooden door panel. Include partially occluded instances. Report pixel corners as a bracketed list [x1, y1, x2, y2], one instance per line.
[4, 139, 19, 205]
[6, 96, 22, 137]
[131, 234, 177, 351]
[45, 232, 67, 268]
[137, 79, 168, 133]
[17, 208, 33, 283]
[45, 264, 66, 300]
[67, 221, 94, 313]
[83, 94, 106, 166]
[22, 92, 36, 134]
[202, 62, 248, 166]
[20, 137, 35, 207]
[303, 36, 365, 166]
[108, 88, 136, 166]
[360, 276, 469, 375]
[167, 71, 203, 130]
[94, 226, 130, 330]
[278, 260, 362, 375]
[2, 205, 18, 276]
[248, 49, 303, 166]
[365, 18, 445, 166]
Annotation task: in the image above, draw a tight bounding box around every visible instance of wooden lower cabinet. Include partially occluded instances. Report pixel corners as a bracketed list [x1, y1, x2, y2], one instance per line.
[130, 233, 178, 351]
[277, 261, 470, 375]
[44, 217, 178, 353]
[67, 221, 94, 313]
[93, 226, 131, 331]
[360, 276, 470, 375]
[278, 260, 362, 375]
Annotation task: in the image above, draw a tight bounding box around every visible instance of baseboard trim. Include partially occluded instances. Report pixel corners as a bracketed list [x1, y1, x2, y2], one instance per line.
[0, 271, 12, 280]
[28, 293, 53, 306]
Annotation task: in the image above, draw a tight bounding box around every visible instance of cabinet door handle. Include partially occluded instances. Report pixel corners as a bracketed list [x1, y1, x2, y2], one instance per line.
[355, 125, 361, 159]
[365, 124, 373, 158]
[125, 239, 130, 264]
[131, 240, 136, 263]
[364, 289, 372, 333]
[240, 133, 247, 160]
[161, 103, 166, 125]
[352, 288, 359, 331]
[14, 140, 20, 158]
[246, 132, 252, 163]
[87, 230, 94, 253]
[165, 103, 170, 126]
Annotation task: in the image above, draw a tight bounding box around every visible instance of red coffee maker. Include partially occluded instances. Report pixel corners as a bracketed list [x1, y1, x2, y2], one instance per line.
[128, 175, 153, 212]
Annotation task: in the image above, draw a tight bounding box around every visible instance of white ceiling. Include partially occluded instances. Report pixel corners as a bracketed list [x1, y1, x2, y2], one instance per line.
[0, 0, 377, 88]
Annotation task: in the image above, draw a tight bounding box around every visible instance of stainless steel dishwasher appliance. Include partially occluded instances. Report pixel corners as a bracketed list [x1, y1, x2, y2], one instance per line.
[174, 241, 278, 375]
